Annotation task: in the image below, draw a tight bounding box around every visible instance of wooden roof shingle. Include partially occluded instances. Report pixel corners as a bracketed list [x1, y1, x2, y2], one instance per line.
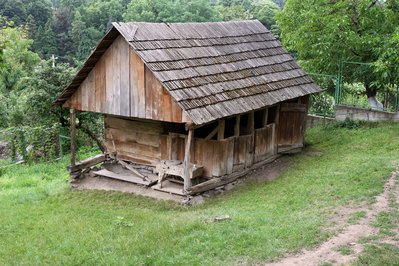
[54, 20, 320, 125]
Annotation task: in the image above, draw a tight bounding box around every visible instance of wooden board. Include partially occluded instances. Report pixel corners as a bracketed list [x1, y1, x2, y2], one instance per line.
[152, 180, 185, 196]
[63, 36, 184, 123]
[277, 101, 307, 151]
[104, 115, 163, 165]
[254, 124, 276, 163]
[93, 169, 152, 186]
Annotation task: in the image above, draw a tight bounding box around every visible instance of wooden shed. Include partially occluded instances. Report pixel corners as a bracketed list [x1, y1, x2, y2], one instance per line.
[53, 20, 320, 195]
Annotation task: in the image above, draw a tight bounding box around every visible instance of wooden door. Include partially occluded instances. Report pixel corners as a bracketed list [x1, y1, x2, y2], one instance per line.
[277, 102, 308, 153]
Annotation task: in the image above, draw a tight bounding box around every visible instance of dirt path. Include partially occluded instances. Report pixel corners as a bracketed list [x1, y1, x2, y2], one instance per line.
[266, 169, 398, 266]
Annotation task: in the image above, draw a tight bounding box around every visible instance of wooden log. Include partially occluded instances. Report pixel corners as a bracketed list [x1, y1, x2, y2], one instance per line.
[70, 109, 77, 168]
[68, 154, 106, 172]
[115, 157, 151, 182]
[188, 154, 280, 195]
[183, 128, 194, 193]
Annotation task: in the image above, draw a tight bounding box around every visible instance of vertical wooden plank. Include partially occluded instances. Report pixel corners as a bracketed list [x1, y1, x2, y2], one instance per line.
[167, 134, 172, 160]
[87, 70, 96, 111]
[112, 37, 121, 115]
[160, 135, 168, 160]
[162, 88, 172, 122]
[275, 104, 280, 151]
[105, 46, 114, 114]
[263, 108, 268, 127]
[152, 78, 162, 120]
[226, 138, 234, 174]
[129, 50, 146, 117]
[95, 56, 106, 113]
[119, 37, 130, 116]
[183, 128, 194, 193]
[202, 140, 214, 177]
[70, 109, 77, 168]
[217, 119, 225, 140]
[234, 115, 240, 137]
[145, 66, 153, 119]
[80, 75, 89, 111]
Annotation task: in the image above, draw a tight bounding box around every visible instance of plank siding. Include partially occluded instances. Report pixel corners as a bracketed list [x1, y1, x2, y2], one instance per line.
[63, 36, 184, 123]
[130, 50, 146, 118]
[104, 115, 162, 165]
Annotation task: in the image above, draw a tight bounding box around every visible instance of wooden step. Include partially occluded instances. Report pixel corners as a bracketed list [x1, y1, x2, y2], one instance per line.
[93, 169, 155, 186]
[151, 180, 185, 196]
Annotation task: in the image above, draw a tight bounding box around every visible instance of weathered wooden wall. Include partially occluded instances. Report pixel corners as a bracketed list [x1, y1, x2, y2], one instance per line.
[64, 36, 185, 123]
[277, 96, 308, 152]
[105, 116, 163, 165]
[104, 96, 308, 177]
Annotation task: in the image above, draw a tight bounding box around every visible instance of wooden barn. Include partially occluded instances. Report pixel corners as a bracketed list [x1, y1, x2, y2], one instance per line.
[53, 20, 320, 195]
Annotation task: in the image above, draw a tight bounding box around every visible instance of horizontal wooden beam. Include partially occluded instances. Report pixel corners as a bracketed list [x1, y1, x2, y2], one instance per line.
[68, 154, 106, 172]
[188, 155, 280, 195]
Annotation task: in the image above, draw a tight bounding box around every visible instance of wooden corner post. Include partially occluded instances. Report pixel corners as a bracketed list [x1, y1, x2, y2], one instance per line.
[183, 127, 194, 193]
[70, 109, 77, 169]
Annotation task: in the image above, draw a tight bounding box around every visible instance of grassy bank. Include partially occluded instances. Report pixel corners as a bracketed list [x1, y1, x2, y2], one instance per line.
[0, 122, 398, 265]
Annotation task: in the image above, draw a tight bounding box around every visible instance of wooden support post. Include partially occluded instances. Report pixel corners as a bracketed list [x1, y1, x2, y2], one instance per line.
[183, 128, 194, 193]
[263, 108, 269, 127]
[70, 109, 77, 169]
[247, 111, 254, 134]
[234, 115, 240, 137]
[274, 104, 280, 153]
[217, 119, 225, 140]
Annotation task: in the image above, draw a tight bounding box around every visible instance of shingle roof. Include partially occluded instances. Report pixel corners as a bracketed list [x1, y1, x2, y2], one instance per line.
[54, 20, 320, 125]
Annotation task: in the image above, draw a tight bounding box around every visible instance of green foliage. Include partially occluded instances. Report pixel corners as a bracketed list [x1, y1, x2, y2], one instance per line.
[124, 0, 221, 22]
[217, 0, 280, 28]
[0, 26, 40, 95]
[276, 0, 399, 94]
[309, 92, 335, 117]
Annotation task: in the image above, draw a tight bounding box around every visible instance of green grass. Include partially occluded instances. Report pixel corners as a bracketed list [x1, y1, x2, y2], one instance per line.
[354, 244, 399, 266]
[348, 211, 367, 225]
[335, 244, 354, 255]
[1, 122, 399, 265]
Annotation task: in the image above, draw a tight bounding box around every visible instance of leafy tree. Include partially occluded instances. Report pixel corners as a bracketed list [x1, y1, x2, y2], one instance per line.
[0, 25, 40, 127]
[124, 0, 220, 22]
[252, 0, 280, 29]
[276, 0, 399, 98]
[217, 0, 280, 29]
[52, 8, 73, 58]
[375, 27, 399, 87]
[35, 19, 58, 58]
[0, 0, 27, 26]
[19, 61, 75, 126]
[25, 0, 52, 28]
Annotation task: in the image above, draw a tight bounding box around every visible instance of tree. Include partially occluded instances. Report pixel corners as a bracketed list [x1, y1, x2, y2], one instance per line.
[20, 61, 75, 126]
[0, 0, 27, 26]
[123, 0, 220, 22]
[217, 0, 280, 29]
[0, 25, 40, 127]
[25, 0, 52, 28]
[276, 0, 399, 99]
[35, 19, 58, 58]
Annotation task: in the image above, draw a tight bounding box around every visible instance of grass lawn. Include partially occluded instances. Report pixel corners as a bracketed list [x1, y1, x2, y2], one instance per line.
[0, 122, 398, 265]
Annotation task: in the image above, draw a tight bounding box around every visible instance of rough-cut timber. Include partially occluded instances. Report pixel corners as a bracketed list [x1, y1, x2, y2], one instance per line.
[54, 20, 320, 125]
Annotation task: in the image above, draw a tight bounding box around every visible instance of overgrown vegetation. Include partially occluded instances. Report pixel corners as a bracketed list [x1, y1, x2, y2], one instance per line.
[0, 123, 398, 265]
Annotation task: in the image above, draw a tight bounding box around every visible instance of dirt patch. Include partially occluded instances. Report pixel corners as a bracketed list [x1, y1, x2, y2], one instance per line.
[246, 155, 292, 182]
[266, 169, 399, 266]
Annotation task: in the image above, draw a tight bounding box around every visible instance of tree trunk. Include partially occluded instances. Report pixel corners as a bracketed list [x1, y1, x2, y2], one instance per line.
[79, 125, 105, 153]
